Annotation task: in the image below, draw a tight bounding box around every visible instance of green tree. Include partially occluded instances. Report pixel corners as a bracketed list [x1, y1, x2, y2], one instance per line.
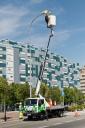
[39, 83, 61, 104]
[73, 87, 84, 105]
[40, 82, 49, 98]
[0, 77, 9, 121]
[64, 86, 85, 105]
[10, 82, 30, 103]
[64, 87, 75, 105]
[0, 77, 9, 104]
[47, 86, 61, 104]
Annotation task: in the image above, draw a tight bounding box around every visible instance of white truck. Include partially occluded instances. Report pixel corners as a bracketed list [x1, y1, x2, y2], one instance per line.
[24, 97, 64, 120]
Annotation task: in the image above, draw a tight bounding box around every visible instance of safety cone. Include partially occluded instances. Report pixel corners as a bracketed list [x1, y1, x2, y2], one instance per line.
[74, 110, 80, 117]
[48, 99, 52, 107]
[19, 111, 23, 119]
[53, 101, 56, 106]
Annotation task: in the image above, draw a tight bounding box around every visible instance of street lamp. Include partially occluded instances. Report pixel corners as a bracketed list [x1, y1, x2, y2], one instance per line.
[61, 81, 64, 106]
[29, 46, 32, 98]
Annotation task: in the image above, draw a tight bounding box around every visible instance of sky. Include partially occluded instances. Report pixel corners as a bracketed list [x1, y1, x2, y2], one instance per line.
[0, 0, 85, 67]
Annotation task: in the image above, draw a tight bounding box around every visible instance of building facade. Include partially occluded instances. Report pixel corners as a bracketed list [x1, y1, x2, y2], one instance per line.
[80, 66, 85, 94]
[0, 40, 80, 88]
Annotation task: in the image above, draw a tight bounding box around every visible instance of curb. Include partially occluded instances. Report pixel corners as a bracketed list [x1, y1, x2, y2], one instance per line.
[0, 118, 21, 124]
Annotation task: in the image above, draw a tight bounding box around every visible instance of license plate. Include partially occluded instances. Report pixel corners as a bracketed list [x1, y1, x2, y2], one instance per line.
[27, 113, 31, 116]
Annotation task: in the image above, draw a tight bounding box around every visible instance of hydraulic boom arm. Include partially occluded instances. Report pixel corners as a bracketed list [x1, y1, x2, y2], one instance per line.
[35, 10, 56, 96]
[35, 28, 54, 96]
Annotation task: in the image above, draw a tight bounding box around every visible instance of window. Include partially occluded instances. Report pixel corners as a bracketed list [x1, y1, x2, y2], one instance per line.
[82, 75, 85, 77]
[38, 99, 44, 106]
[25, 99, 37, 106]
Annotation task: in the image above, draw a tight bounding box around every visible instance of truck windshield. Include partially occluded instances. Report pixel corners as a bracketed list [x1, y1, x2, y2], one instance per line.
[25, 99, 37, 106]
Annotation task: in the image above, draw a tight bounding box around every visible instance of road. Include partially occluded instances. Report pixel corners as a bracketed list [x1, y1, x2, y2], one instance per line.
[1, 112, 85, 128]
[48, 119, 85, 128]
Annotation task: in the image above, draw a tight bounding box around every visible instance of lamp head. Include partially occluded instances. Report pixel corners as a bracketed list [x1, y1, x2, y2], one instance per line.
[41, 10, 52, 15]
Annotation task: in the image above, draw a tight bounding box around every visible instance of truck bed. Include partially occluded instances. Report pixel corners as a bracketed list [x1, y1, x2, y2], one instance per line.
[46, 105, 65, 117]
[47, 105, 64, 110]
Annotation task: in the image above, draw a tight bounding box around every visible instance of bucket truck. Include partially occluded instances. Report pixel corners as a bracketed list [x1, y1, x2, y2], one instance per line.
[23, 10, 65, 120]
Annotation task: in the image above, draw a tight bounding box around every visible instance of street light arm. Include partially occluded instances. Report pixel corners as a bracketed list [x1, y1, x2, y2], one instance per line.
[30, 9, 51, 26]
[28, 13, 43, 34]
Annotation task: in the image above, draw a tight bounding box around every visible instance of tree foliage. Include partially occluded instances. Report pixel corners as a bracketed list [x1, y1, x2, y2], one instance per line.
[48, 86, 61, 103]
[40, 82, 49, 98]
[0, 77, 30, 105]
[10, 82, 30, 103]
[0, 77, 9, 104]
[0, 76, 85, 107]
[64, 87, 85, 105]
[40, 83, 61, 103]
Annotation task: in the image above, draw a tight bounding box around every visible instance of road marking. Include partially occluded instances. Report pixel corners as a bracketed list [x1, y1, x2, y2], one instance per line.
[38, 126, 48, 128]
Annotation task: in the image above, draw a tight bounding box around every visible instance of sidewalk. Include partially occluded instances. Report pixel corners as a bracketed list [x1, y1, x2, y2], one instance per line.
[65, 109, 85, 116]
[1, 110, 85, 123]
[0, 111, 19, 122]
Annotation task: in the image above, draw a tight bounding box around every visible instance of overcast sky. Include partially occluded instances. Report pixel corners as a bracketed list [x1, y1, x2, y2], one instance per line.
[0, 0, 85, 67]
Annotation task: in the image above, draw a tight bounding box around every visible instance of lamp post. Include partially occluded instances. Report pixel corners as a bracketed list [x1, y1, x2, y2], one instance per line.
[29, 46, 32, 98]
[61, 81, 64, 106]
[4, 97, 7, 121]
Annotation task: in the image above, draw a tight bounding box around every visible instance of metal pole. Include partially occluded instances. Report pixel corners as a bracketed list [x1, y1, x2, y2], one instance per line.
[30, 46, 32, 98]
[4, 98, 7, 121]
[61, 81, 64, 106]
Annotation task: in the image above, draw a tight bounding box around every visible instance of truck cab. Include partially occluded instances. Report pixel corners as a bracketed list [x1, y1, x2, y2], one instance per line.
[24, 97, 46, 119]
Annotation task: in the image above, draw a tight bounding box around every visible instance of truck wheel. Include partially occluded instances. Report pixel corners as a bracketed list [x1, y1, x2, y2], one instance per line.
[45, 111, 48, 120]
[40, 114, 43, 120]
[59, 111, 64, 117]
[61, 111, 64, 117]
[40, 112, 46, 120]
[27, 115, 32, 120]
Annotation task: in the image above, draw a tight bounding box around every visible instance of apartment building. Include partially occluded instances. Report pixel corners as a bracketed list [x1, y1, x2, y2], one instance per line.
[0, 40, 80, 88]
[80, 66, 85, 94]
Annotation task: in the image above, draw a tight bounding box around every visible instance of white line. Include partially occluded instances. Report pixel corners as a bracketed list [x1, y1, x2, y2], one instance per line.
[37, 126, 48, 128]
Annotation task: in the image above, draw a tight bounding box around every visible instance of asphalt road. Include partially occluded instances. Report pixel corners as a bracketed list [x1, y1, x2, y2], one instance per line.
[1, 112, 85, 128]
[48, 119, 85, 128]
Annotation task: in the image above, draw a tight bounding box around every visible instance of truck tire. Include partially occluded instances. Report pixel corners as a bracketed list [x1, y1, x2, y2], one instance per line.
[58, 110, 64, 117]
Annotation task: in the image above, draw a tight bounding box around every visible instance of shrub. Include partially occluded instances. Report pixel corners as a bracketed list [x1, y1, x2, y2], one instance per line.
[68, 104, 84, 111]
[77, 104, 84, 111]
[68, 105, 77, 111]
